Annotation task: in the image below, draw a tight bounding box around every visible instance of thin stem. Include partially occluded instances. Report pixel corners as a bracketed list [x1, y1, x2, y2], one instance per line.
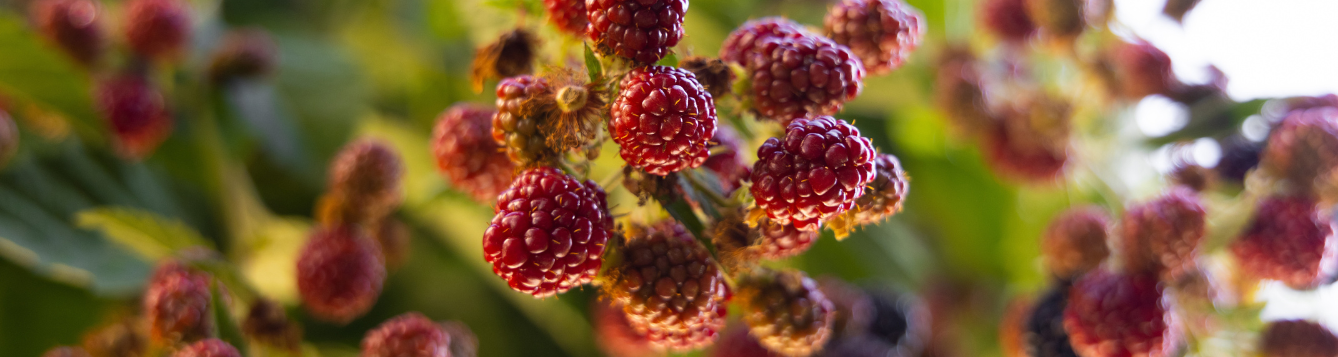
[682, 171, 731, 208]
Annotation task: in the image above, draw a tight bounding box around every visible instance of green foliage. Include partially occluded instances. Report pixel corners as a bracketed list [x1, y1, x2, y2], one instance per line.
[77, 207, 214, 261]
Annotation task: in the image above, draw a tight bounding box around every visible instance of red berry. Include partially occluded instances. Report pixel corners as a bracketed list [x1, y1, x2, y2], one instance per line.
[123, 0, 191, 61]
[95, 74, 172, 159]
[750, 116, 877, 231]
[1259, 320, 1338, 357]
[1112, 41, 1174, 99]
[173, 339, 241, 357]
[610, 65, 718, 176]
[1119, 188, 1206, 280]
[823, 0, 924, 75]
[702, 125, 751, 194]
[983, 97, 1071, 183]
[980, 0, 1036, 43]
[207, 28, 278, 83]
[1231, 196, 1337, 290]
[41, 347, 91, 357]
[1040, 207, 1111, 279]
[144, 261, 213, 343]
[585, 0, 686, 64]
[757, 218, 818, 259]
[746, 34, 866, 122]
[296, 225, 385, 324]
[1262, 107, 1338, 194]
[851, 153, 909, 225]
[544, 0, 587, 36]
[492, 75, 556, 166]
[362, 313, 451, 357]
[0, 110, 16, 169]
[432, 103, 516, 203]
[736, 269, 836, 357]
[606, 222, 729, 352]
[1063, 269, 1180, 357]
[592, 301, 658, 357]
[326, 140, 404, 224]
[720, 17, 812, 68]
[483, 167, 612, 298]
[29, 0, 105, 66]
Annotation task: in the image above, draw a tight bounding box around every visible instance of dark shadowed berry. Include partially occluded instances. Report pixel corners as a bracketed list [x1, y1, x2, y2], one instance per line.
[95, 74, 172, 159]
[1162, 0, 1200, 23]
[1064, 269, 1180, 357]
[432, 103, 515, 203]
[1259, 320, 1338, 357]
[751, 116, 878, 231]
[207, 28, 278, 84]
[1215, 135, 1262, 183]
[81, 318, 146, 357]
[29, 0, 105, 66]
[736, 269, 835, 357]
[610, 65, 718, 176]
[592, 300, 657, 357]
[326, 140, 404, 225]
[296, 225, 385, 324]
[585, 0, 687, 64]
[483, 167, 612, 298]
[1231, 196, 1337, 290]
[242, 299, 302, 351]
[373, 217, 411, 270]
[702, 125, 751, 194]
[123, 0, 191, 61]
[362, 313, 451, 357]
[823, 0, 924, 75]
[173, 339, 240, 357]
[980, 0, 1036, 43]
[1024, 283, 1079, 357]
[606, 222, 729, 352]
[1041, 207, 1110, 279]
[144, 261, 213, 344]
[0, 110, 16, 169]
[933, 46, 989, 133]
[711, 326, 780, 357]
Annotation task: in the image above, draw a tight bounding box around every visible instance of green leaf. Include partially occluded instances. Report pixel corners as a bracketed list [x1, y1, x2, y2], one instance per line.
[76, 207, 214, 261]
[211, 284, 250, 355]
[655, 52, 679, 67]
[584, 44, 603, 84]
[0, 13, 103, 142]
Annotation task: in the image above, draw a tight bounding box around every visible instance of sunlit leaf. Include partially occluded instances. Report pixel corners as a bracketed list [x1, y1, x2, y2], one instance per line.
[76, 207, 213, 261]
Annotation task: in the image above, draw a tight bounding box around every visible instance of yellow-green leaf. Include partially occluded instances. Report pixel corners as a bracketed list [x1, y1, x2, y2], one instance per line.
[76, 207, 213, 261]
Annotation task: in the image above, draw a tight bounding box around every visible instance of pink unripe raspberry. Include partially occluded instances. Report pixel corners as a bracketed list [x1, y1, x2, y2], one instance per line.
[296, 225, 386, 324]
[144, 261, 214, 343]
[362, 313, 452, 357]
[95, 74, 172, 159]
[29, 0, 105, 66]
[123, 0, 192, 61]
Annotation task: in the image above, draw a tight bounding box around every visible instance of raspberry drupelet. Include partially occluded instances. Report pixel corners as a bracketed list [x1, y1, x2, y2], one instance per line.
[823, 0, 924, 75]
[610, 65, 718, 176]
[746, 34, 866, 122]
[585, 0, 687, 65]
[750, 116, 877, 231]
[483, 167, 612, 298]
[606, 222, 729, 352]
[432, 103, 516, 203]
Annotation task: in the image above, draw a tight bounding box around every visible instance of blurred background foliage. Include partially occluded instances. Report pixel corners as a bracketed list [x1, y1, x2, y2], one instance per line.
[0, 0, 1272, 355]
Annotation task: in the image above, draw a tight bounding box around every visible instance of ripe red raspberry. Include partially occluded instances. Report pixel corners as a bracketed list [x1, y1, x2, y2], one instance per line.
[1259, 320, 1338, 357]
[610, 65, 718, 176]
[1024, 284, 1080, 357]
[207, 28, 278, 83]
[123, 0, 191, 61]
[41, 347, 90, 357]
[29, 0, 105, 66]
[851, 153, 909, 225]
[592, 301, 657, 357]
[720, 17, 811, 68]
[1231, 196, 1337, 290]
[983, 97, 1071, 183]
[544, 0, 587, 36]
[326, 140, 404, 224]
[144, 261, 213, 343]
[492, 75, 556, 166]
[242, 299, 302, 351]
[296, 225, 385, 324]
[585, 0, 686, 64]
[736, 269, 836, 357]
[823, 0, 924, 75]
[1112, 41, 1174, 99]
[432, 103, 515, 203]
[483, 167, 612, 298]
[746, 35, 866, 122]
[1119, 188, 1206, 280]
[606, 222, 729, 352]
[980, 0, 1036, 43]
[701, 126, 751, 194]
[750, 116, 877, 231]
[95, 74, 172, 159]
[0, 110, 16, 169]
[679, 56, 735, 99]
[1063, 269, 1180, 357]
[1262, 107, 1338, 193]
[1041, 207, 1111, 279]
[362, 313, 451, 357]
[173, 339, 241, 357]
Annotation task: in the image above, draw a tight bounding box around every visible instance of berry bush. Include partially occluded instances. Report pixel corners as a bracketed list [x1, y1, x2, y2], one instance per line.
[0, 0, 1334, 356]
